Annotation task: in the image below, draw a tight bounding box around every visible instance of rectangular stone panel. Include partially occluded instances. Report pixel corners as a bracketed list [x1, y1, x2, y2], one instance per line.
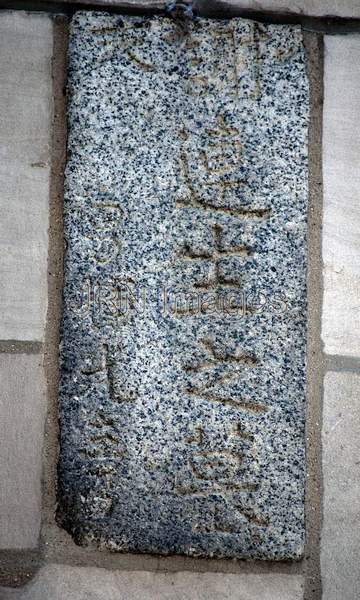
[58, 12, 309, 559]
[0, 12, 52, 342]
[322, 372, 360, 599]
[0, 354, 46, 549]
[322, 35, 360, 357]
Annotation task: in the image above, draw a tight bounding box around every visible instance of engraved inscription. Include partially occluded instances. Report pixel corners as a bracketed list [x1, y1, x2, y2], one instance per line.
[59, 13, 309, 559]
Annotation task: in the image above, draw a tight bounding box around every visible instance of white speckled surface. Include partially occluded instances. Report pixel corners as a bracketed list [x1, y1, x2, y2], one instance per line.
[58, 12, 309, 559]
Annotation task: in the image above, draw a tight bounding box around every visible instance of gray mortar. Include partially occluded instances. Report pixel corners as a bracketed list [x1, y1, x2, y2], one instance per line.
[41, 10, 68, 572]
[0, 341, 43, 354]
[0, 7, 326, 599]
[302, 32, 324, 600]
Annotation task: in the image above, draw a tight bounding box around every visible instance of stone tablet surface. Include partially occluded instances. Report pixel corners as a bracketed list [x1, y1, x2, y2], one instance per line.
[58, 11, 309, 559]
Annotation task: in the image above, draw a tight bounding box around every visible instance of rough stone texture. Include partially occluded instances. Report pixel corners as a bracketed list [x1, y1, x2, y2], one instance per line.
[0, 12, 53, 342]
[322, 35, 360, 357]
[58, 13, 309, 559]
[0, 565, 304, 599]
[321, 372, 360, 600]
[0, 354, 46, 549]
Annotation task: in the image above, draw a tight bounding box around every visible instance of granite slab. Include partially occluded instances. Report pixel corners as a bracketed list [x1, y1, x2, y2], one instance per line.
[58, 11, 309, 559]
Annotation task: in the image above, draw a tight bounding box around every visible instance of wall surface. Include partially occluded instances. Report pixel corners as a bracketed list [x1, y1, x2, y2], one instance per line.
[0, 2, 359, 599]
[0, 10, 52, 553]
[320, 34, 360, 600]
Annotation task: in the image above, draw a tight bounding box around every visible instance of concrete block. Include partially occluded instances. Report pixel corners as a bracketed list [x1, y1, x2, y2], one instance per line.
[0, 12, 53, 341]
[322, 35, 360, 357]
[0, 565, 304, 599]
[321, 372, 360, 600]
[0, 354, 46, 549]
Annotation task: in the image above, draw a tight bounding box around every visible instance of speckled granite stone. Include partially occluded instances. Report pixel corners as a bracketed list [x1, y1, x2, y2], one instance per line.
[58, 11, 309, 559]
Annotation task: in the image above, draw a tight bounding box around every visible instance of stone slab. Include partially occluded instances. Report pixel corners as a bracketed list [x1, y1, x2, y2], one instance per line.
[0, 12, 52, 342]
[0, 354, 46, 549]
[0, 565, 304, 599]
[58, 12, 309, 559]
[322, 35, 360, 358]
[321, 372, 360, 600]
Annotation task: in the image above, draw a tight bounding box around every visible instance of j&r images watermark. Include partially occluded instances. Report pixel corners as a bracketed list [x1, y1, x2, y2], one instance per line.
[69, 280, 289, 319]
